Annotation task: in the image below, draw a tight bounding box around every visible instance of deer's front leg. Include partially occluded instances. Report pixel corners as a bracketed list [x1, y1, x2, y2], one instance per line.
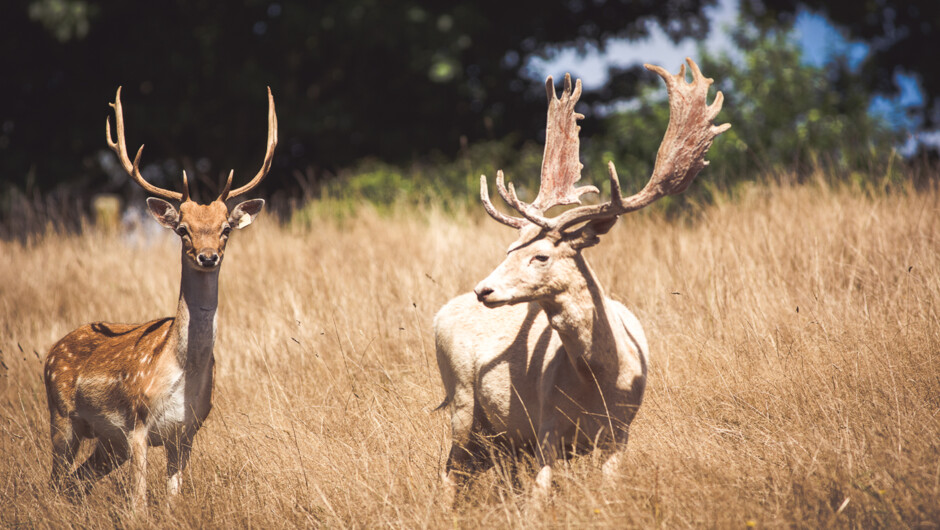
[600, 425, 630, 483]
[166, 437, 192, 496]
[72, 438, 129, 496]
[534, 423, 560, 497]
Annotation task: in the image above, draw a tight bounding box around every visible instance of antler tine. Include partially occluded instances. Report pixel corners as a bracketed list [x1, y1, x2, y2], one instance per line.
[607, 161, 624, 205]
[181, 170, 190, 202]
[495, 171, 552, 228]
[106, 87, 183, 202]
[225, 86, 278, 200]
[480, 175, 526, 229]
[217, 170, 234, 202]
[553, 58, 730, 231]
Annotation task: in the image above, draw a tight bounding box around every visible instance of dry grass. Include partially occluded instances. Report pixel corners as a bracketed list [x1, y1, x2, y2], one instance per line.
[0, 182, 938, 528]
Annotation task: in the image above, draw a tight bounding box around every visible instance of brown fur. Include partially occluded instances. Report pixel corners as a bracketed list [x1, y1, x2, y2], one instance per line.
[43, 86, 275, 512]
[43, 195, 263, 511]
[45, 318, 175, 424]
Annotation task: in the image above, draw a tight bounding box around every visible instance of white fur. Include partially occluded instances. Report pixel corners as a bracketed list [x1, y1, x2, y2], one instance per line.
[435, 232, 649, 502]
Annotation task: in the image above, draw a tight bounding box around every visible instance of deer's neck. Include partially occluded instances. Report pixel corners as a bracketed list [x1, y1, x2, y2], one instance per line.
[173, 258, 219, 370]
[538, 254, 618, 374]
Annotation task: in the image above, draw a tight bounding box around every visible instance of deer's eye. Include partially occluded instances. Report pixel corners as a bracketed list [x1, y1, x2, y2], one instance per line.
[176, 225, 190, 238]
[533, 254, 550, 263]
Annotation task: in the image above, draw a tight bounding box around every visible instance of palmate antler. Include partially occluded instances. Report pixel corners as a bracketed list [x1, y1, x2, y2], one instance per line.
[481, 73, 598, 229]
[481, 58, 730, 231]
[106, 87, 278, 203]
[534, 74, 599, 210]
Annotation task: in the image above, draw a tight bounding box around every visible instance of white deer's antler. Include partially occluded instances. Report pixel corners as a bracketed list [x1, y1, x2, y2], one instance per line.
[481, 58, 730, 231]
[480, 73, 598, 229]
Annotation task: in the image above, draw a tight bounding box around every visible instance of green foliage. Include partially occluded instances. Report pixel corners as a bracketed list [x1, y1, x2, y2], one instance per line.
[701, 27, 901, 180]
[28, 0, 92, 41]
[743, 0, 940, 130]
[585, 23, 902, 202]
[290, 137, 547, 225]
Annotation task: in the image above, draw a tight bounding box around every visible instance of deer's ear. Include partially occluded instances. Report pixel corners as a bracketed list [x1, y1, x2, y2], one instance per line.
[146, 198, 180, 229]
[228, 199, 265, 229]
[570, 216, 619, 249]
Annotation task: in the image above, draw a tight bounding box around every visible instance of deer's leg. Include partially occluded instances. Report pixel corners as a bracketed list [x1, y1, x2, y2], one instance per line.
[533, 425, 559, 498]
[600, 425, 630, 483]
[127, 424, 149, 511]
[166, 436, 192, 496]
[49, 413, 81, 488]
[73, 438, 129, 486]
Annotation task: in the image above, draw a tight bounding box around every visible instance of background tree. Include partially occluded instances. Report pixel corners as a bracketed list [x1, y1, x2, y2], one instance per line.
[1, 0, 717, 198]
[742, 0, 940, 131]
[584, 23, 901, 202]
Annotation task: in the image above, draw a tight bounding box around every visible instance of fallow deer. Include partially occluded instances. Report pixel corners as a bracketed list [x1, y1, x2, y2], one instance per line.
[43, 86, 277, 510]
[434, 59, 730, 501]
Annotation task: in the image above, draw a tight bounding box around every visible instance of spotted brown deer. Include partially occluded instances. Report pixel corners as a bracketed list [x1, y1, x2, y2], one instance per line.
[434, 59, 730, 502]
[43, 86, 277, 510]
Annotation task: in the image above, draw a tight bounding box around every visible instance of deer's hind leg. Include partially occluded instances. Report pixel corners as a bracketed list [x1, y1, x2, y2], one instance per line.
[49, 412, 81, 489]
[72, 436, 130, 492]
[443, 385, 491, 506]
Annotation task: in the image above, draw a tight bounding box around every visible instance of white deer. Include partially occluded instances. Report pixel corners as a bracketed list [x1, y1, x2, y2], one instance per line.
[434, 59, 729, 501]
[43, 86, 277, 510]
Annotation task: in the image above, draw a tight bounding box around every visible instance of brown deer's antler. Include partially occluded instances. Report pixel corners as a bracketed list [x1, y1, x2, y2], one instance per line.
[106, 87, 277, 204]
[107, 87, 187, 202]
[480, 74, 598, 229]
[220, 87, 278, 201]
[481, 58, 730, 232]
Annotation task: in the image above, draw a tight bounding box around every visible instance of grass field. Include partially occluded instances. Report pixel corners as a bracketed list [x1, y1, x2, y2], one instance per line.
[0, 181, 938, 528]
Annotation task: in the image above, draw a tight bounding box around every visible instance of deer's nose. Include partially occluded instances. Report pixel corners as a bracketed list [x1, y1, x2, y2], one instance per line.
[474, 286, 494, 302]
[197, 250, 220, 268]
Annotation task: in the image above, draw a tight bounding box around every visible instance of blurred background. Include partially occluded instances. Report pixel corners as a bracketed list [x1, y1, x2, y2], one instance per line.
[1, 0, 937, 234]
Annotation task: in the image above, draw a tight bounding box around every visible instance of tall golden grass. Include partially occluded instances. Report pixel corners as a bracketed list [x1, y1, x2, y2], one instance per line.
[0, 181, 938, 528]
